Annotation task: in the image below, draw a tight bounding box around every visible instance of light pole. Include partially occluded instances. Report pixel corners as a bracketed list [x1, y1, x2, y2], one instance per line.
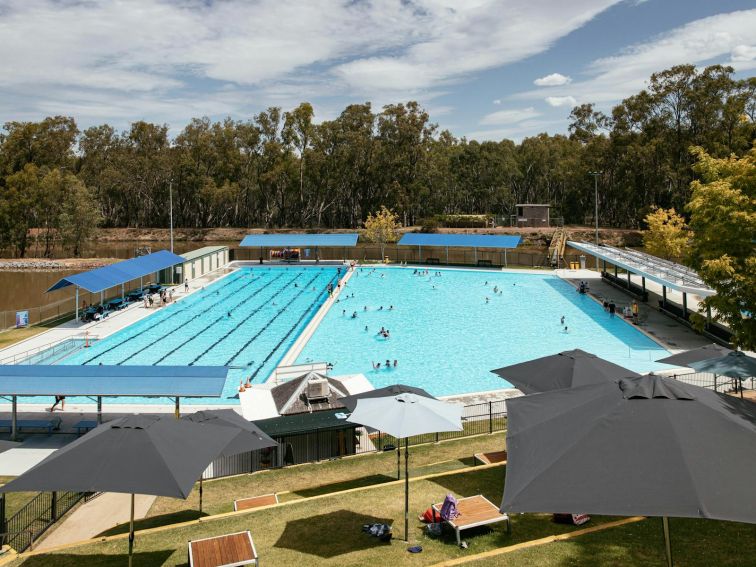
[588, 171, 602, 245]
[169, 180, 174, 253]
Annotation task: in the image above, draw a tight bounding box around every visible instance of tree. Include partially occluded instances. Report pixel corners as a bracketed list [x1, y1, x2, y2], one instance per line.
[363, 206, 401, 260]
[58, 176, 102, 257]
[686, 145, 756, 349]
[0, 163, 41, 256]
[642, 207, 688, 260]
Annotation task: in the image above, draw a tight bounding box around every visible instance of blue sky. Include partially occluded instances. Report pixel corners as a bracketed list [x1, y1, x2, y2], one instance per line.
[0, 0, 754, 141]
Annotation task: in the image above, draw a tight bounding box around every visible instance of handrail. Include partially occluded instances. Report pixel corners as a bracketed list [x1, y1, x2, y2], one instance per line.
[0, 334, 90, 365]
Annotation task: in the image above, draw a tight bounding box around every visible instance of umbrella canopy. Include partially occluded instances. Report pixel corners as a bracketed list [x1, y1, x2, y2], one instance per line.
[0, 440, 20, 454]
[348, 393, 463, 542]
[0, 414, 237, 499]
[491, 349, 639, 395]
[181, 409, 277, 457]
[341, 384, 434, 412]
[656, 344, 733, 367]
[348, 393, 462, 439]
[687, 351, 756, 379]
[501, 374, 756, 523]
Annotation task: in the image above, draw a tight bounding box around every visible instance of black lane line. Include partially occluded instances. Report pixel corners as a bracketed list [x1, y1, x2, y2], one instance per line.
[109, 272, 256, 366]
[186, 272, 307, 365]
[80, 272, 248, 365]
[152, 272, 295, 366]
[246, 273, 338, 379]
[221, 272, 325, 367]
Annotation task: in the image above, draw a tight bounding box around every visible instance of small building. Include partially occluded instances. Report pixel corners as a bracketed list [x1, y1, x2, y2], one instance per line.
[514, 204, 550, 228]
[172, 246, 229, 283]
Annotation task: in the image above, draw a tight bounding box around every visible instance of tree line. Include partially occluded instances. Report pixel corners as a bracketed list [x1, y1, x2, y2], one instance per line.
[0, 64, 753, 257]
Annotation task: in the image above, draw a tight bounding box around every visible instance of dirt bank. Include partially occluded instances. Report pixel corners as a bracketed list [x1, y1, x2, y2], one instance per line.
[0, 258, 119, 271]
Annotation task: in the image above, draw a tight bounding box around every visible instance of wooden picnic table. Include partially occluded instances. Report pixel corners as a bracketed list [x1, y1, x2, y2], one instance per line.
[234, 493, 279, 512]
[188, 530, 258, 567]
[432, 495, 510, 546]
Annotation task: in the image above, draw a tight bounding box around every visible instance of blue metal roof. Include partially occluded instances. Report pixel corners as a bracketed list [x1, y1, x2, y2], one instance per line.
[0, 365, 228, 397]
[47, 250, 185, 293]
[240, 234, 358, 247]
[398, 233, 521, 249]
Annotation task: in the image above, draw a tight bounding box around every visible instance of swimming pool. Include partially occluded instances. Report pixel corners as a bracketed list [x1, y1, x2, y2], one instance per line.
[295, 267, 670, 396]
[41, 266, 339, 405]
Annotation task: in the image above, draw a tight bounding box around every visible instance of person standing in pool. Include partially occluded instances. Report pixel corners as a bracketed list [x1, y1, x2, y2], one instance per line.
[184, 279, 189, 293]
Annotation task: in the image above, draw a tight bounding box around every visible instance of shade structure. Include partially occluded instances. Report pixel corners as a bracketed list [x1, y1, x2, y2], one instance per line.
[181, 409, 278, 513]
[348, 393, 462, 542]
[687, 351, 756, 379]
[656, 344, 733, 366]
[0, 440, 20, 454]
[340, 384, 434, 412]
[491, 349, 639, 395]
[397, 233, 521, 249]
[240, 233, 358, 247]
[501, 375, 756, 566]
[0, 415, 237, 565]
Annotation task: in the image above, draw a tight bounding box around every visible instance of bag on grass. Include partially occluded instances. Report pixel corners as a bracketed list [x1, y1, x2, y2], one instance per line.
[439, 494, 459, 521]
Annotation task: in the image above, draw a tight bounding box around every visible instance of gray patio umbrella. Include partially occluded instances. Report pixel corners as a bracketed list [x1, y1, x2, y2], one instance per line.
[0, 415, 237, 566]
[491, 349, 639, 394]
[181, 409, 278, 513]
[688, 351, 756, 381]
[656, 343, 732, 366]
[348, 393, 463, 542]
[342, 384, 435, 481]
[501, 374, 756, 567]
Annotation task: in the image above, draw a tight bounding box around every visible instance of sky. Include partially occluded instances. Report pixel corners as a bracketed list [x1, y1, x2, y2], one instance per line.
[0, 0, 754, 142]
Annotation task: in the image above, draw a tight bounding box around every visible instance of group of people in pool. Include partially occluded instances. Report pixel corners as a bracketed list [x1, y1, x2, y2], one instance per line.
[372, 359, 398, 370]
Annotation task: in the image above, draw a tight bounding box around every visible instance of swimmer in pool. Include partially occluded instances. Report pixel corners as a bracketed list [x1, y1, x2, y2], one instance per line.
[352, 311, 357, 318]
[385, 359, 391, 368]
[560, 315, 565, 325]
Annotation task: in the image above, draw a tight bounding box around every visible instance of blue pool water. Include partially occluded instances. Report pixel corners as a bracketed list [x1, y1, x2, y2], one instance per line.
[295, 267, 670, 396]
[38, 266, 339, 405]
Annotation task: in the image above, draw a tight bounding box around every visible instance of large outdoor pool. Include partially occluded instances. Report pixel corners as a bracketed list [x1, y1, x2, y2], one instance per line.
[295, 266, 670, 396]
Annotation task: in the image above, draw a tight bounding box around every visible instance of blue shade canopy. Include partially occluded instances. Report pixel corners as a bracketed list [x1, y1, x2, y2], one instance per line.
[0, 365, 227, 397]
[398, 233, 521, 249]
[240, 233, 358, 247]
[47, 250, 185, 293]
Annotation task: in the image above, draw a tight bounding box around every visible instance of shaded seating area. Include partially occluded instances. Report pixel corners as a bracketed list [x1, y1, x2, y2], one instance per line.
[474, 450, 507, 465]
[398, 233, 521, 267]
[0, 417, 61, 434]
[432, 495, 511, 546]
[234, 493, 279, 511]
[240, 233, 359, 262]
[188, 530, 259, 567]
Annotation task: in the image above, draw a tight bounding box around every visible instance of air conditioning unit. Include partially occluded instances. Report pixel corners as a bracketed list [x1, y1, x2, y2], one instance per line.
[306, 378, 330, 401]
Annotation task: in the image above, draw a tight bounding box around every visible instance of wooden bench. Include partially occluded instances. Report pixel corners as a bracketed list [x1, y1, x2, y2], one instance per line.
[188, 530, 258, 567]
[0, 417, 61, 434]
[426, 257, 440, 264]
[234, 493, 279, 512]
[476, 259, 493, 267]
[73, 420, 98, 435]
[432, 495, 510, 546]
[474, 450, 507, 465]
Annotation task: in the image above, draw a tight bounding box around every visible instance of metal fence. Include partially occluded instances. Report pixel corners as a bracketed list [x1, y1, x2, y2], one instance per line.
[204, 399, 509, 480]
[0, 490, 96, 552]
[669, 371, 755, 396]
[0, 296, 77, 331]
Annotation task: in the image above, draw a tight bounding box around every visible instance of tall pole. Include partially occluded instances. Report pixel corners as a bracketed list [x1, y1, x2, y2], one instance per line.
[169, 180, 174, 253]
[589, 172, 602, 245]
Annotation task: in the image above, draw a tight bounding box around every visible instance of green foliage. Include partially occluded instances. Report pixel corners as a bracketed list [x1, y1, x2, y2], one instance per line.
[58, 175, 102, 256]
[642, 207, 688, 260]
[686, 145, 756, 349]
[363, 206, 401, 257]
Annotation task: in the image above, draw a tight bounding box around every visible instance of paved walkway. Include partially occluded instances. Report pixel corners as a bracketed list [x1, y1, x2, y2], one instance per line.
[36, 493, 156, 550]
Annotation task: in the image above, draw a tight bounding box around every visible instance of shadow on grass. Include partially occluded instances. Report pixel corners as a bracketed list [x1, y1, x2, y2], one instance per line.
[274, 509, 393, 558]
[289, 474, 396, 499]
[95, 509, 206, 537]
[428, 466, 506, 505]
[18, 550, 173, 567]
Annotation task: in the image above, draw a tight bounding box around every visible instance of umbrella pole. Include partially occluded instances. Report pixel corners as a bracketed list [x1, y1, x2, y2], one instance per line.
[397, 446, 400, 480]
[662, 516, 673, 567]
[404, 438, 409, 542]
[128, 493, 135, 567]
[199, 476, 203, 514]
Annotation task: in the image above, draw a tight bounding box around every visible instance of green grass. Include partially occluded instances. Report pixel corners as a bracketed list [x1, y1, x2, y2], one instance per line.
[0, 316, 74, 350]
[0, 477, 39, 519]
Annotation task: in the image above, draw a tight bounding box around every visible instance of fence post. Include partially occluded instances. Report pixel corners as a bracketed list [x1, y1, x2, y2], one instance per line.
[0, 494, 5, 546]
[50, 492, 57, 522]
[435, 432, 439, 443]
[489, 402, 493, 434]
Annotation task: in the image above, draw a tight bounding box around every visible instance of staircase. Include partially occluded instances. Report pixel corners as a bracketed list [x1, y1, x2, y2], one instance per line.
[548, 228, 568, 268]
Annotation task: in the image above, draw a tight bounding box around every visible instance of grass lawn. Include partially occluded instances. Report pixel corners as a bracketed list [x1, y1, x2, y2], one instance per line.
[10, 464, 756, 567]
[0, 477, 39, 519]
[0, 316, 74, 351]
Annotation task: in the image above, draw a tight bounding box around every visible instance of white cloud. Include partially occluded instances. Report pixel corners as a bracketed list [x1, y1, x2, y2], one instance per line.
[480, 107, 541, 125]
[534, 73, 572, 86]
[467, 118, 566, 143]
[514, 9, 756, 106]
[493, 99, 502, 105]
[545, 95, 577, 107]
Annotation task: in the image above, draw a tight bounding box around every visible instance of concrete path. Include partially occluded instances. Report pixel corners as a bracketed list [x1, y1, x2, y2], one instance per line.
[0, 435, 76, 476]
[36, 493, 156, 550]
